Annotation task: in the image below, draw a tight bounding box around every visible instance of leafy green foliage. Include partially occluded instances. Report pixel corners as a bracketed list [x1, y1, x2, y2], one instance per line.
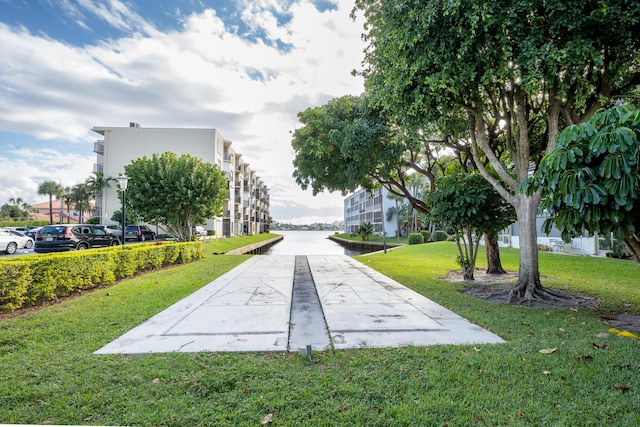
[533, 105, 640, 262]
[0, 242, 203, 312]
[432, 230, 448, 242]
[428, 174, 515, 238]
[427, 173, 515, 278]
[354, 0, 640, 288]
[291, 95, 394, 195]
[358, 221, 375, 241]
[123, 152, 228, 241]
[408, 232, 424, 245]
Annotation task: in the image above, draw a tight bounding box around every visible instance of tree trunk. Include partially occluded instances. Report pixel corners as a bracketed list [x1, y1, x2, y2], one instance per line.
[48, 195, 53, 224]
[508, 195, 566, 304]
[623, 234, 640, 265]
[484, 233, 506, 274]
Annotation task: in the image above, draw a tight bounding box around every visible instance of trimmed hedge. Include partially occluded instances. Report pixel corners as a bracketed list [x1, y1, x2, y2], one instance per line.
[0, 241, 204, 312]
[408, 233, 424, 245]
[433, 230, 449, 242]
[420, 230, 431, 242]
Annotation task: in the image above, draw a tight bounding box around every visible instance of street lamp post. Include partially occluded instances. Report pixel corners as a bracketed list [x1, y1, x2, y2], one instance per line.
[116, 176, 129, 248]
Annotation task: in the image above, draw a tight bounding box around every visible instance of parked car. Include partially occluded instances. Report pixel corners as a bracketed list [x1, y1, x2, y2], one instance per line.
[124, 225, 156, 242]
[0, 229, 20, 254]
[6, 229, 34, 249]
[95, 224, 124, 241]
[193, 225, 207, 238]
[24, 226, 44, 240]
[34, 224, 120, 253]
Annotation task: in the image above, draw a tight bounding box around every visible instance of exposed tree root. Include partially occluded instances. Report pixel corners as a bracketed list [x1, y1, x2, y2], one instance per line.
[449, 269, 599, 308]
[508, 283, 574, 305]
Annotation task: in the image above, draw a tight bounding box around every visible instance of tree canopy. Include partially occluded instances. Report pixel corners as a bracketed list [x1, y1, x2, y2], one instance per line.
[292, 95, 393, 194]
[123, 152, 228, 241]
[353, 0, 640, 302]
[532, 105, 640, 263]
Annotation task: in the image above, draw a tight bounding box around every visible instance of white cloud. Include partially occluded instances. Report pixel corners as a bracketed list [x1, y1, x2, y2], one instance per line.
[0, 0, 365, 222]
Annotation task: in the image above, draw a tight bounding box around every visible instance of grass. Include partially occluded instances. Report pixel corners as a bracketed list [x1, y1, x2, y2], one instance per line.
[0, 242, 639, 426]
[206, 232, 281, 253]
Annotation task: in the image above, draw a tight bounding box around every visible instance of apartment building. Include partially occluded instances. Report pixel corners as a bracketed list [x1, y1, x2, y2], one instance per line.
[91, 123, 269, 237]
[344, 187, 398, 237]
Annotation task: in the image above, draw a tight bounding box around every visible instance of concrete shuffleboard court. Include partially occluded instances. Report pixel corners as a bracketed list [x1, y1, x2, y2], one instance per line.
[95, 255, 504, 354]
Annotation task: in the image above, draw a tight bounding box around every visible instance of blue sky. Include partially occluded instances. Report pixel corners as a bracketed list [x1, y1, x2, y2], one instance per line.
[0, 0, 364, 224]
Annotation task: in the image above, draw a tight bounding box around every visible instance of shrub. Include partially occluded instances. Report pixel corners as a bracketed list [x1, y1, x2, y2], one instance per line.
[0, 262, 31, 311]
[433, 230, 448, 241]
[408, 233, 424, 245]
[0, 242, 204, 312]
[420, 230, 431, 242]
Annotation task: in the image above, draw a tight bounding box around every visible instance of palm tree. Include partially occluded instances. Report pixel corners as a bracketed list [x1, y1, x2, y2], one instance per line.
[38, 181, 62, 224]
[8, 197, 31, 219]
[386, 191, 404, 242]
[61, 186, 73, 224]
[85, 172, 114, 219]
[71, 184, 92, 223]
[20, 202, 32, 219]
[358, 221, 375, 241]
[9, 197, 23, 206]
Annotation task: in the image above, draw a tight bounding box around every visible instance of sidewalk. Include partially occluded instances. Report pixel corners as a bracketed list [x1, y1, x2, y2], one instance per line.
[95, 255, 504, 354]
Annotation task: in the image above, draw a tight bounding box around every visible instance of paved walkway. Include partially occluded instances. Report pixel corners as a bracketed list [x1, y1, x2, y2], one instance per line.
[95, 255, 504, 354]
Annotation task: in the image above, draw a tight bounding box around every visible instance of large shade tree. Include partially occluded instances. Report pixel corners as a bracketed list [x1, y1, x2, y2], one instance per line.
[123, 152, 228, 242]
[354, 0, 640, 302]
[532, 105, 640, 264]
[292, 94, 508, 271]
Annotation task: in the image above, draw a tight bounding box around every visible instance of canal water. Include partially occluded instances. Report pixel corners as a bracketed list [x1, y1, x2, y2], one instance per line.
[265, 230, 362, 255]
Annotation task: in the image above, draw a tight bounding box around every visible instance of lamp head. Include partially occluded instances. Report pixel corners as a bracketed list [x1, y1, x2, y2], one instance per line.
[116, 175, 130, 191]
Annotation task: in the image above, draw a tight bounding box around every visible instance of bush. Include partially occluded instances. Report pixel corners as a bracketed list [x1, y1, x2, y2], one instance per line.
[0, 262, 31, 311]
[420, 230, 431, 242]
[408, 233, 424, 245]
[0, 242, 204, 312]
[0, 220, 48, 228]
[433, 230, 448, 241]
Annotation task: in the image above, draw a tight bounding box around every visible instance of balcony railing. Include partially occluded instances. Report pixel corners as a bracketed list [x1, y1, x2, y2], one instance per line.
[93, 141, 104, 154]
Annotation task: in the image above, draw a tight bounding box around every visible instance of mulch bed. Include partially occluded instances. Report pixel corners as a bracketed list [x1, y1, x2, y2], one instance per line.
[446, 268, 640, 334]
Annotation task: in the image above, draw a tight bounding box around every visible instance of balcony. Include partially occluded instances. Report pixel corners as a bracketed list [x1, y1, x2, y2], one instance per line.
[93, 141, 104, 154]
[93, 163, 104, 173]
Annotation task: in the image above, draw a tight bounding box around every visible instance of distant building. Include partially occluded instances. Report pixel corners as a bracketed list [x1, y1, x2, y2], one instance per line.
[344, 188, 398, 237]
[29, 200, 94, 224]
[91, 123, 269, 237]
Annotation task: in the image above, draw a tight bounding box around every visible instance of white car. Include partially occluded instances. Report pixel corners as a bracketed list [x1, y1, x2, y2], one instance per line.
[193, 226, 207, 237]
[0, 229, 23, 254]
[7, 229, 35, 249]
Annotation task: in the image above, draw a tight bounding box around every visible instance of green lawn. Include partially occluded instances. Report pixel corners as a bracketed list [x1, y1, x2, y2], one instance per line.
[0, 242, 638, 426]
[206, 232, 281, 253]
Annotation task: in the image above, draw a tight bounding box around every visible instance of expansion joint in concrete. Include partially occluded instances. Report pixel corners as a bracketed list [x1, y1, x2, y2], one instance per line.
[288, 255, 331, 352]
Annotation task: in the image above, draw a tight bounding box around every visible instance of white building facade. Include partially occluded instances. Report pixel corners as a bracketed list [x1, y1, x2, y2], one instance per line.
[92, 123, 269, 237]
[344, 187, 398, 237]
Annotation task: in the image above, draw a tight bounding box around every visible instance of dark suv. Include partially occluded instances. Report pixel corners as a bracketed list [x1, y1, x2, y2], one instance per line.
[34, 224, 120, 253]
[124, 225, 156, 242]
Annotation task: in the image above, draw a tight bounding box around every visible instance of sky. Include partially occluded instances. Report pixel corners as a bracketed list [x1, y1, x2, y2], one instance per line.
[0, 0, 366, 225]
